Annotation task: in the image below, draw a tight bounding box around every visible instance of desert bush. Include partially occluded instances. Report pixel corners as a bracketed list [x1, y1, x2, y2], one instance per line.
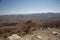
[0, 20, 37, 37]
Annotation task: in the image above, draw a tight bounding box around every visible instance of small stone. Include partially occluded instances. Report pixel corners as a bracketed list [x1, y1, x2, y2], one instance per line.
[52, 31, 59, 35]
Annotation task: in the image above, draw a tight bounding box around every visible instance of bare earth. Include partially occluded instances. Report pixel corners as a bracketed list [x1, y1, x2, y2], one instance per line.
[0, 28, 60, 40]
[21, 28, 60, 40]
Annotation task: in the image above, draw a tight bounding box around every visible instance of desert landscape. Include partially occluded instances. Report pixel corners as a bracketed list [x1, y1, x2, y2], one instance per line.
[0, 13, 60, 40]
[1, 0, 60, 40]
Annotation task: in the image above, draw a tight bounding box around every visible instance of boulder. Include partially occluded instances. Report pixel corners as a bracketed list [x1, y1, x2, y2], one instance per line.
[7, 34, 21, 40]
[31, 34, 42, 40]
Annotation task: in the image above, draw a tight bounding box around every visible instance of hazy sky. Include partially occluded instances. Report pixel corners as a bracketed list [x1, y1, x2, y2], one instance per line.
[0, 0, 60, 15]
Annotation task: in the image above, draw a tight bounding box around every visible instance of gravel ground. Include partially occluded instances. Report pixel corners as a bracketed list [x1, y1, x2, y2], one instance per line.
[0, 28, 60, 40]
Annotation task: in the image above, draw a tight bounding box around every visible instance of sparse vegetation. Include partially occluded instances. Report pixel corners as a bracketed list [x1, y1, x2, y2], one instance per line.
[0, 13, 60, 40]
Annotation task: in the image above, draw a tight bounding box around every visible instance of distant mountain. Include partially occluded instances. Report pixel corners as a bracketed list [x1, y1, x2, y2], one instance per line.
[0, 13, 60, 24]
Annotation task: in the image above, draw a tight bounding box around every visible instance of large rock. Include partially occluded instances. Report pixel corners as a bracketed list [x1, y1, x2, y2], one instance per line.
[31, 35, 42, 40]
[7, 34, 21, 40]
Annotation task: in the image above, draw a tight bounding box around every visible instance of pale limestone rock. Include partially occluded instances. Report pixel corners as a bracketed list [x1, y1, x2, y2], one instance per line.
[7, 34, 21, 40]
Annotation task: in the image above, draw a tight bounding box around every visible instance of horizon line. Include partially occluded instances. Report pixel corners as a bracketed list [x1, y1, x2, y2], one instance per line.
[0, 12, 60, 16]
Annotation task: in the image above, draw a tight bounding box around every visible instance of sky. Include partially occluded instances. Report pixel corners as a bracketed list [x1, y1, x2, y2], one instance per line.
[0, 0, 60, 15]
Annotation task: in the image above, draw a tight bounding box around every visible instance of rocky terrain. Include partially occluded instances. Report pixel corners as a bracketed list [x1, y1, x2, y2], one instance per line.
[0, 13, 60, 40]
[0, 27, 60, 40]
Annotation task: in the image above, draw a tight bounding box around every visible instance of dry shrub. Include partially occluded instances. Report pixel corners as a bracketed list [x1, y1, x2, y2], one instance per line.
[0, 20, 37, 37]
